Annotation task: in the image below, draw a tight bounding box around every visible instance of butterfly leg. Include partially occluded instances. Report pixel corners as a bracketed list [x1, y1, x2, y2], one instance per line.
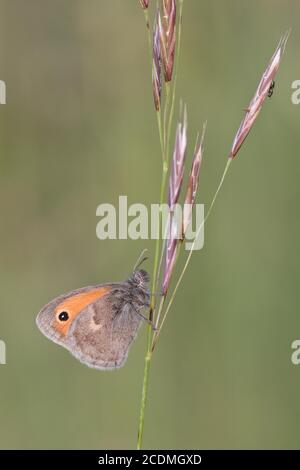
[131, 305, 157, 331]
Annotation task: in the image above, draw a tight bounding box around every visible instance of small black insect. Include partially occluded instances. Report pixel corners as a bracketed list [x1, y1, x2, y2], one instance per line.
[268, 80, 275, 98]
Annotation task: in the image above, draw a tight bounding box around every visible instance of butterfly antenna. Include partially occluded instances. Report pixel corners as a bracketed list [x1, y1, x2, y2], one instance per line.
[133, 248, 149, 271]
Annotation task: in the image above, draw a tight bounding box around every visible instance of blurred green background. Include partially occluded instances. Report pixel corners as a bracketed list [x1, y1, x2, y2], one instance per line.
[0, 0, 299, 450]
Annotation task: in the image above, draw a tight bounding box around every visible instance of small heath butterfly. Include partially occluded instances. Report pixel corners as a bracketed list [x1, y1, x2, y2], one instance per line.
[36, 269, 150, 370]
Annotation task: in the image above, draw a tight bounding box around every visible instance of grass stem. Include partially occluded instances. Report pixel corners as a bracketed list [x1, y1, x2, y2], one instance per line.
[137, 1, 185, 449]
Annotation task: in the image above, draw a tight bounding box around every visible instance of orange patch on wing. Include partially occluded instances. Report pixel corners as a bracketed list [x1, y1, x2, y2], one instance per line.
[54, 286, 110, 336]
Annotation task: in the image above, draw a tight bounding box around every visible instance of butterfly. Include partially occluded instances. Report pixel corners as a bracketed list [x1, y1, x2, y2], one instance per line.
[36, 269, 150, 370]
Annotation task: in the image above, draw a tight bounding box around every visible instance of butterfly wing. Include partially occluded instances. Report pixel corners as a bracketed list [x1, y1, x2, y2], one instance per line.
[36, 283, 144, 370]
[36, 284, 111, 347]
